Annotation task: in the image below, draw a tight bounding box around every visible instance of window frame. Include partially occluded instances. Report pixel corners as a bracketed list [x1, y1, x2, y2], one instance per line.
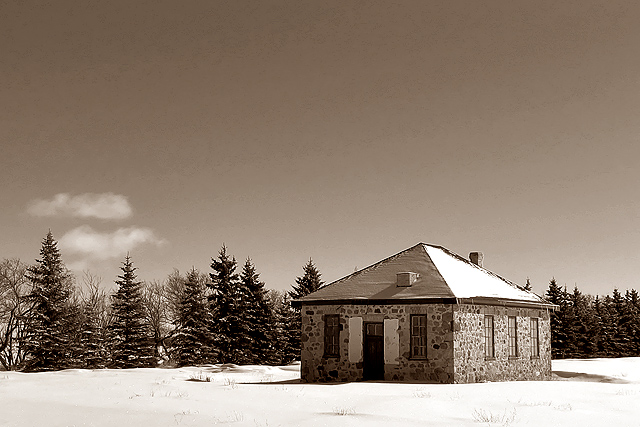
[508, 316, 518, 358]
[410, 314, 427, 359]
[530, 317, 540, 358]
[484, 315, 495, 360]
[324, 314, 340, 358]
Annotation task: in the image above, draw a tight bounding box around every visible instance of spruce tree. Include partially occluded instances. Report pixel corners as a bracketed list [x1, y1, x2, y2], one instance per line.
[240, 258, 276, 364]
[287, 259, 324, 361]
[208, 245, 248, 364]
[610, 288, 627, 356]
[272, 292, 298, 365]
[563, 286, 597, 358]
[545, 278, 567, 359]
[78, 300, 107, 369]
[562, 286, 579, 358]
[110, 255, 155, 368]
[64, 296, 86, 368]
[23, 231, 75, 371]
[289, 259, 324, 300]
[596, 295, 617, 357]
[173, 268, 213, 366]
[625, 289, 640, 355]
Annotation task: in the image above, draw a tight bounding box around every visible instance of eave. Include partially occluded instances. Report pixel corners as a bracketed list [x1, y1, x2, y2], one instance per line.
[292, 297, 556, 310]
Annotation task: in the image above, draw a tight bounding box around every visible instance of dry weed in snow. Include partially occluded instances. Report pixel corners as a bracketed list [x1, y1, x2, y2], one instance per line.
[332, 406, 356, 416]
[413, 387, 431, 398]
[472, 407, 517, 426]
[187, 371, 212, 382]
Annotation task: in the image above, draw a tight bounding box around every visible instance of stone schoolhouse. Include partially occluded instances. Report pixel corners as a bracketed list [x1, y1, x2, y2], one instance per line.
[293, 243, 555, 383]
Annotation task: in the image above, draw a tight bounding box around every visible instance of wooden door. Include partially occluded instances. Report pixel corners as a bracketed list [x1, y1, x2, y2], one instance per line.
[363, 322, 384, 381]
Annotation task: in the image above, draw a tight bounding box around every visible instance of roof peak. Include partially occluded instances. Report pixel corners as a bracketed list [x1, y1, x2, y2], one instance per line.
[296, 242, 551, 307]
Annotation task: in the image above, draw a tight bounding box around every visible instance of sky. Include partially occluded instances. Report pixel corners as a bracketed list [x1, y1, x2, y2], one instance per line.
[2, 0, 640, 297]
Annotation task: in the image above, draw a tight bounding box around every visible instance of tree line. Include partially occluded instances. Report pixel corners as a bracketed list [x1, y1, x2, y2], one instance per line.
[545, 278, 640, 359]
[0, 231, 324, 371]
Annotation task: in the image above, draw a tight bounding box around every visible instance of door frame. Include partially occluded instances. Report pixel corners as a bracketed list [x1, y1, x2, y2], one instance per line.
[363, 321, 384, 381]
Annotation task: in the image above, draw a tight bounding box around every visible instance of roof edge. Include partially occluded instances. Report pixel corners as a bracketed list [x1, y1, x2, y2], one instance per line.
[292, 297, 458, 307]
[293, 296, 557, 309]
[300, 242, 427, 297]
[457, 297, 558, 310]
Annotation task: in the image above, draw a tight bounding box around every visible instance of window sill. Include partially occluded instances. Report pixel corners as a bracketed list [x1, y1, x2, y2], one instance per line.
[508, 356, 519, 360]
[530, 356, 540, 360]
[323, 354, 340, 359]
[484, 357, 496, 361]
[409, 357, 428, 361]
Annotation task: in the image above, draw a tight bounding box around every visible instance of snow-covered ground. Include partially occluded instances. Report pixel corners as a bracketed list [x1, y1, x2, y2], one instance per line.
[1, 358, 638, 426]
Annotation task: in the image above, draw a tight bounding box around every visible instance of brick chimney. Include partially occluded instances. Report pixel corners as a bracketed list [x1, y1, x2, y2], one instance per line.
[469, 252, 483, 268]
[396, 272, 418, 287]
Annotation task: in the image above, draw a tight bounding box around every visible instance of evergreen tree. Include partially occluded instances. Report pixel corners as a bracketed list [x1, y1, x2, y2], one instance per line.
[77, 299, 107, 369]
[625, 289, 640, 355]
[208, 245, 248, 363]
[287, 259, 324, 360]
[271, 292, 298, 365]
[289, 259, 324, 300]
[610, 288, 627, 356]
[109, 255, 155, 368]
[545, 278, 568, 359]
[173, 268, 213, 366]
[596, 295, 617, 357]
[240, 258, 276, 364]
[565, 286, 598, 358]
[543, 281, 640, 359]
[64, 294, 86, 368]
[23, 231, 75, 371]
[562, 286, 579, 358]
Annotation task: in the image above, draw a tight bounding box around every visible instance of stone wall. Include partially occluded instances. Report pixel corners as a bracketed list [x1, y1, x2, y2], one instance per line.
[300, 303, 455, 383]
[300, 302, 552, 384]
[453, 304, 552, 383]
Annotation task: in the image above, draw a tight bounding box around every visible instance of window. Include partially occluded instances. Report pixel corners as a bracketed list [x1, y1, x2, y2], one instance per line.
[411, 314, 427, 359]
[484, 315, 495, 359]
[508, 316, 518, 358]
[324, 315, 340, 357]
[410, 315, 427, 359]
[366, 322, 383, 336]
[530, 318, 540, 358]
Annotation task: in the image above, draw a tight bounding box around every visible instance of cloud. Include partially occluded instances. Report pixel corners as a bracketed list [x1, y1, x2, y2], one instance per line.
[59, 225, 166, 260]
[27, 193, 132, 220]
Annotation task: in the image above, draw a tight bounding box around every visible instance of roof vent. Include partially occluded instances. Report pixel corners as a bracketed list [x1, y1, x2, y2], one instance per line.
[396, 272, 418, 287]
[469, 252, 484, 268]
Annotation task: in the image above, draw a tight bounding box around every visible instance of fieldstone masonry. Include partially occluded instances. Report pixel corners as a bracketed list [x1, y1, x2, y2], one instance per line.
[453, 304, 552, 383]
[300, 302, 552, 384]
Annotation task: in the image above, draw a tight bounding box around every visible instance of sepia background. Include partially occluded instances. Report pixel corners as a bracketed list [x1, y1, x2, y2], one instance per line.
[2, 1, 640, 295]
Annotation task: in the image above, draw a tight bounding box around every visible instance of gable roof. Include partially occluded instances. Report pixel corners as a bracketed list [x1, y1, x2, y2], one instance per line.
[294, 243, 552, 308]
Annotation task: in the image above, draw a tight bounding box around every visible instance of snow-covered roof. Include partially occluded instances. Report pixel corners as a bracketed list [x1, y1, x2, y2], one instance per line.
[295, 243, 551, 307]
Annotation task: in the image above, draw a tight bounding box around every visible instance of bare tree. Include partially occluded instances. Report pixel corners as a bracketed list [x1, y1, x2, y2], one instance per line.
[78, 271, 112, 330]
[164, 269, 186, 326]
[0, 259, 33, 370]
[74, 271, 112, 368]
[142, 279, 174, 362]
